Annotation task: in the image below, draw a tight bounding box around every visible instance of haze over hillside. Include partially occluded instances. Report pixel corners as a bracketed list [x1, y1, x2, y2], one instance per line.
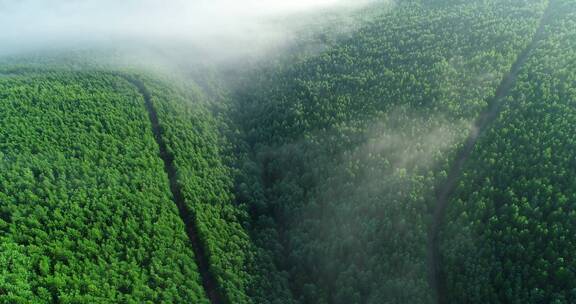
[0, 0, 374, 61]
[1, 0, 575, 303]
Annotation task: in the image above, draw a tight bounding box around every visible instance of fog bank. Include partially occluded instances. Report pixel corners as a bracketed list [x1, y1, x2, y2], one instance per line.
[0, 0, 373, 61]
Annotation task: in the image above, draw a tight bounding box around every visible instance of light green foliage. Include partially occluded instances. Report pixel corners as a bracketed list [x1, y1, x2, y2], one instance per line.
[0, 239, 37, 303]
[141, 77, 256, 304]
[0, 71, 208, 303]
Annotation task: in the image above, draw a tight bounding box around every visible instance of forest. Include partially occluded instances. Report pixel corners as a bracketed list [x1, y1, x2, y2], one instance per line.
[0, 71, 208, 303]
[441, 0, 576, 302]
[1, 0, 575, 303]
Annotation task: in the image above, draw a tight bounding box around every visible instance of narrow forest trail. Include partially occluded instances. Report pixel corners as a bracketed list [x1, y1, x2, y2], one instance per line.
[427, 2, 554, 303]
[124, 76, 225, 304]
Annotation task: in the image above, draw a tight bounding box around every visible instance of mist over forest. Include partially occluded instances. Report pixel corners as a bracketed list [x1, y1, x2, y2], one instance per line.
[0, 0, 373, 62]
[0, 0, 575, 304]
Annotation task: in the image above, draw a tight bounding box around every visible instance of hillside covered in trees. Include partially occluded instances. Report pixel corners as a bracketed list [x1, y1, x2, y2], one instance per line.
[1, 0, 575, 303]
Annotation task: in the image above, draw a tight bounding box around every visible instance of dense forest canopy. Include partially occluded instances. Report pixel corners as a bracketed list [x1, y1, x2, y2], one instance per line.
[0, 0, 575, 303]
[0, 71, 208, 303]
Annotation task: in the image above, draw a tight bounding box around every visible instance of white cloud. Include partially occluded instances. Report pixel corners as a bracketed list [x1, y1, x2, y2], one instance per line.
[0, 0, 368, 57]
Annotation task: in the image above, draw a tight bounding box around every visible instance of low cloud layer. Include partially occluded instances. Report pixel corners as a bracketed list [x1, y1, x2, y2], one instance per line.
[0, 0, 372, 61]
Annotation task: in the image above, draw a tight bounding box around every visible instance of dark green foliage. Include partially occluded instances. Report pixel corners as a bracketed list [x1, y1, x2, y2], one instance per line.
[442, 1, 576, 302]
[0, 72, 208, 303]
[229, 0, 548, 303]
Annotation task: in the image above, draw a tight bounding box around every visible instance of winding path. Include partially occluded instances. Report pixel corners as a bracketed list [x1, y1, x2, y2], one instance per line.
[125, 76, 225, 304]
[427, 2, 554, 303]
